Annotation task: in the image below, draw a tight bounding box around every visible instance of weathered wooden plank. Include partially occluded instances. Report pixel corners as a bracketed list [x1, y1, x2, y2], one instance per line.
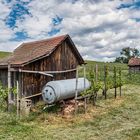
[17, 38, 80, 102]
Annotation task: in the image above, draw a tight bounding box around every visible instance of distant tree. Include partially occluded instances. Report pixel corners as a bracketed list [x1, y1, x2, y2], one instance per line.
[115, 57, 127, 63]
[115, 47, 140, 63]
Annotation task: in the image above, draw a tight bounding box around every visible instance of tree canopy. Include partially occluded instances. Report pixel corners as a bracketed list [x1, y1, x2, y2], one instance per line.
[115, 47, 140, 63]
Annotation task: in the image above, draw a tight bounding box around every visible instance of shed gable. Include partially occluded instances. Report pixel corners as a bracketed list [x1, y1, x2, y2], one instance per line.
[21, 38, 80, 97]
[0, 34, 84, 68]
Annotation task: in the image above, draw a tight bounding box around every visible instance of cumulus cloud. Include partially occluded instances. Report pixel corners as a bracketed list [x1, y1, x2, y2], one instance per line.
[0, 0, 140, 61]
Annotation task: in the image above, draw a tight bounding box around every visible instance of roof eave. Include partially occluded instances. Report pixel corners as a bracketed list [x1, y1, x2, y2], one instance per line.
[0, 65, 8, 69]
[128, 65, 140, 66]
[18, 34, 85, 66]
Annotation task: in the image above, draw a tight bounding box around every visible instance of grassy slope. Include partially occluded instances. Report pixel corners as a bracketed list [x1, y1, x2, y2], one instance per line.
[0, 51, 11, 59]
[0, 60, 139, 139]
[85, 60, 128, 70]
[0, 84, 140, 140]
[85, 60, 140, 85]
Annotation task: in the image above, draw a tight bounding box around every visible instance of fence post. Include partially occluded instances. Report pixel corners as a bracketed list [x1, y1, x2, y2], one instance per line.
[83, 64, 87, 113]
[93, 64, 98, 105]
[95, 64, 98, 83]
[8, 64, 12, 111]
[104, 65, 107, 99]
[75, 67, 78, 114]
[17, 80, 20, 117]
[114, 66, 117, 98]
[119, 68, 122, 97]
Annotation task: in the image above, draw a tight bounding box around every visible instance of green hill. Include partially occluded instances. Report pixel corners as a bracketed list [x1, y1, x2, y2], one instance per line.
[0, 52, 129, 70]
[85, 60, 128, 70]
[0, 51, 11, 59]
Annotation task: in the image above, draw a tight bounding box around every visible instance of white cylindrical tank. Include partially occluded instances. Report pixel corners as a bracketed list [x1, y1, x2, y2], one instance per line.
[42, 78, 90, 104]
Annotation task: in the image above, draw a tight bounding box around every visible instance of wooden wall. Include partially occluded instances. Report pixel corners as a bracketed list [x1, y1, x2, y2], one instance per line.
[0, 69, 8, 87]
[0, 69, 17, 100]
[129, 66, 140, 73]
[20, 39, 80, 101]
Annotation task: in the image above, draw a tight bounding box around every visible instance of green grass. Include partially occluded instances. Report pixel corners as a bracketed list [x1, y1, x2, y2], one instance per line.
[0, 51, 11, 59]
[0, 59, 139, 139]
[0, 84, 140, 140]
[79, 60, 128, 78]
[85, 60, 128, 70]
[82, 60, 140, 85]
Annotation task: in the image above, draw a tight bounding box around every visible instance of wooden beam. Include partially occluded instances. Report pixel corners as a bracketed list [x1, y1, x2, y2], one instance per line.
[75, 67, 79, 114]
[19, 69, 53, 77]
[9, 68, 17, 72]
[83, 64, 87, 113]
[8, 64, 12, 111]
[24, 93, 42, 99]
[19, 68, 76, 74]
[10, 68, 76, 76]
[16, 80, 19, 117]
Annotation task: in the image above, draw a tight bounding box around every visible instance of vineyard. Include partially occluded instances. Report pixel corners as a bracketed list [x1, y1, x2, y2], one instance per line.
[0, 61, 140, 140]
[75, 61, 132, 111]
[83, 65, 123, 96]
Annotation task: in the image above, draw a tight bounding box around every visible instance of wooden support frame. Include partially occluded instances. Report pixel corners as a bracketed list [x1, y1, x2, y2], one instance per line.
[10, 68, 77, 79]
[75, 67, 79, 114]
[104, 65, 107, 100]
[10, 67, 78, 113]
[83, 64, 87, 113]
[93, 64, 98, 106]
[24, 93, 42, 99]
[74, 64, 88, 114]
[95, 64, 98, 83]
[8, 64, 12, 111]
[18, 69, 54, 77]
[114, 66, 117, 99]
[16, 80, 20, 117]
[119, 68, 122, 97]
[10, 68, 77, 74]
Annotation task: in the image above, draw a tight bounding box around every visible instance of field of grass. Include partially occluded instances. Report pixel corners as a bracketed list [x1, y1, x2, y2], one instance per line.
[0, 84, 140, 140]
[85, 60, 128, 70]
[83, 60, 140, 85]
[0, 59, 139, 140]
[0, 51, 11, 59]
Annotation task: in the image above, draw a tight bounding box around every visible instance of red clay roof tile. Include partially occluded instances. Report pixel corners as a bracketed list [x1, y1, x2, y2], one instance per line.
[128, 58, 140, 66]
[0, 35, 67, 66]
[0, 34, 84, 67]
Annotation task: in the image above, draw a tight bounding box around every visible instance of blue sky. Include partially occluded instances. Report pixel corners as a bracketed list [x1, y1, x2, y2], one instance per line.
[0, 0, 140, 61]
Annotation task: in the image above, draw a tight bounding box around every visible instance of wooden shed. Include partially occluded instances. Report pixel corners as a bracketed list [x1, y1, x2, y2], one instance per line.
[128, 58, 140, 73]
[0, 34, 84, 103]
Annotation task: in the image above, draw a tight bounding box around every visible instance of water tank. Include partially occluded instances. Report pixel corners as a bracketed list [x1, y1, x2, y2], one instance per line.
[42, 78, 90, 104]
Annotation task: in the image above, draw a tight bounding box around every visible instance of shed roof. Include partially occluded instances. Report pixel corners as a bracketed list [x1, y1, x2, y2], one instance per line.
[128, 58, 140, 66]
[0, 34, 84, 68]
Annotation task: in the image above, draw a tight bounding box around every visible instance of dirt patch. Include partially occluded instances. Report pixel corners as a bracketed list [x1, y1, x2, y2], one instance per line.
[62, 100, 85, 118]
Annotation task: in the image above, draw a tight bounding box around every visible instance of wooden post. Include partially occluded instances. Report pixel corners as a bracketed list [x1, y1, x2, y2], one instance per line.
[95, 64, 98, 83]
[114, 66, 117, 99]
[21, 72, 24, 97]
[17, 80, 20, 117]
[119, 68, 122, 97]
[18, 72, 22, 98]
[83, 64, 87, 113]
[75, 67, 78, 114]
[8, 64, 12, 111]
[120, 86, 122, 97]
[93, 64, 98, 105]
[104, 65, 107, 99]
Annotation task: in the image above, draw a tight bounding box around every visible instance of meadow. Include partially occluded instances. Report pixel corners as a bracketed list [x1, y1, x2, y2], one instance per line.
[0, 56, 140, 140]
[0, 84, 140, 140]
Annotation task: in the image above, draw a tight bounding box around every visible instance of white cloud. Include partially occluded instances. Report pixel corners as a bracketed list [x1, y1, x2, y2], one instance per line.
[0, 1, 10, 19]
[0, 0, 140, 61]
